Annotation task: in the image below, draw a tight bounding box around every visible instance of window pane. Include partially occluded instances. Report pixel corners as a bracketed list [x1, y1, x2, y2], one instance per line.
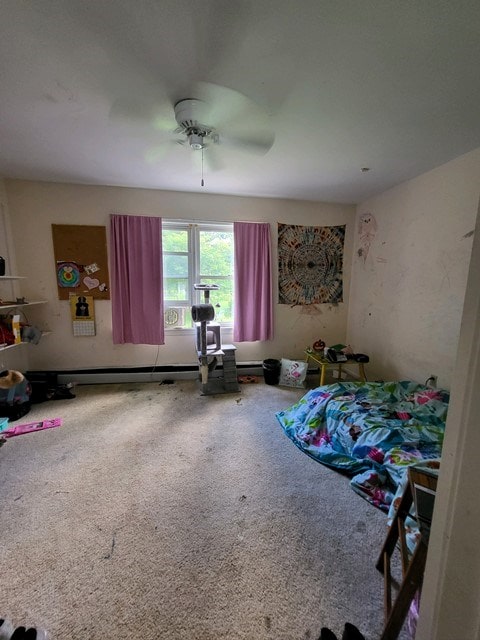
[164, 277, 189, 300]
[163, 254, 188, 277]
[199, 231, 233, 276]
[163, 229, 188, 252]
[201, 277, 233, 323]
[163, 222, 234, 329]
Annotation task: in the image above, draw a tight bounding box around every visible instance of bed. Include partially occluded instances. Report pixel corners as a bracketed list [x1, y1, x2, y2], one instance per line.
[276, 380, 449, 520]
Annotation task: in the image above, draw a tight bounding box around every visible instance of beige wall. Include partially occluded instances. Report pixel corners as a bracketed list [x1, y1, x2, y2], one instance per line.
[417, 194, 480, 640]
[344, 148, 480, 636]
[4, 180, 355, 371]
[4, 147, 480, 380]
[346, 147, 480, 390]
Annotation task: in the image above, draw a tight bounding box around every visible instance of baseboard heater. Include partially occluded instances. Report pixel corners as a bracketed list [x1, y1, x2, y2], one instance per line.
[26, 363, 265, 385]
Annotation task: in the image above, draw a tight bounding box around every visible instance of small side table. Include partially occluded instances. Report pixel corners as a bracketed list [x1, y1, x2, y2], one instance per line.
[304, 349, 367, 386]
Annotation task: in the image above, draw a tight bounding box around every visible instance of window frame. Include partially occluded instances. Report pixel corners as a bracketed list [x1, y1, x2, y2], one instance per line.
[162, 219, 234, 332]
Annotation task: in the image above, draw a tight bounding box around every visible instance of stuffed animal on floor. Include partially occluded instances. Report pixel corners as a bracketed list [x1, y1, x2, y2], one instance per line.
[0, 370, 32, 421]
[319, 622, 366, 640]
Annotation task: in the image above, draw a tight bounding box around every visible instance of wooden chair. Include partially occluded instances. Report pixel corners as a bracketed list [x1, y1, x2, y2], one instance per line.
[376, 464, 438, 639]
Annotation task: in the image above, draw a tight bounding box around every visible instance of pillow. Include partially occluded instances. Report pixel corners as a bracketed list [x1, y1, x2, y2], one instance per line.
[279, 358, 308, 388]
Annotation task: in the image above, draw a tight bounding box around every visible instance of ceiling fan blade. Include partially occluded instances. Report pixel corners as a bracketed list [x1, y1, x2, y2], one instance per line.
[203, 146, 225, 172]
[218, 129, 275, 155]
[192, 82, 265, 128]
[144, 139, 182, 164]
[105, 0, 255, 128]
[190, 146, 224, 174]
[144, 146, 168, 164]
[187, 82, 274, 154]
[190, 0, 253, 82]
[110, 96, 176, 133]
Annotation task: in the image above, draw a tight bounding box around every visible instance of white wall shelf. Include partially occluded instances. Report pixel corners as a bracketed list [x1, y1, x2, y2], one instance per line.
[0, 330, 51, 352]
[0, 284, 49, 350]
[0, 276, 26, 280]
[0, 301, 48, 312]
[0, 342, 26, 351]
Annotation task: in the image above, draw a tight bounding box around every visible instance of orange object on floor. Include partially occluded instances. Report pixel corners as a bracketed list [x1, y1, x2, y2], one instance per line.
[238, 375, 258, 384]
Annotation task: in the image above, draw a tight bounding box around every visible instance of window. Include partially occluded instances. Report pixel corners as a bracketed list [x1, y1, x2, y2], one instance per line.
[162, 221, 234, 329]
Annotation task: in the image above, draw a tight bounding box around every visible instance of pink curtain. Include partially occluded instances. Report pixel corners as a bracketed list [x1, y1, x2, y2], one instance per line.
[110, 214, 164, 345]
[233, 222, 273, 342]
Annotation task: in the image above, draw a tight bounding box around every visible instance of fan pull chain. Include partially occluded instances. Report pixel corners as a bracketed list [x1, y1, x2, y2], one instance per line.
[201, 148, 205, 187]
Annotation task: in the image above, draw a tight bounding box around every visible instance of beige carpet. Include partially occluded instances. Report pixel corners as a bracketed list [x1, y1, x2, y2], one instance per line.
[0, 380, 407, 639]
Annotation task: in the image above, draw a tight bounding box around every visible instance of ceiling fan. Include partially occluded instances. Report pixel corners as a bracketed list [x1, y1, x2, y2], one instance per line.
[112, 82, 275, 181]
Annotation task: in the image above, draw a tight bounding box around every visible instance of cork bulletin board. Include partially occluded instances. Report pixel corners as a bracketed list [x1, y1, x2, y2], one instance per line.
[52, 224, 110, 300]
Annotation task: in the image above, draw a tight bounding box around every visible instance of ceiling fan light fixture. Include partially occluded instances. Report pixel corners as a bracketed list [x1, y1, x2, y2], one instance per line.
[188, 132, 205, 150]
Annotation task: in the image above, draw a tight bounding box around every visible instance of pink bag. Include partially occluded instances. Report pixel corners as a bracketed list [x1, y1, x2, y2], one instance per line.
[279, 358, 308, 388]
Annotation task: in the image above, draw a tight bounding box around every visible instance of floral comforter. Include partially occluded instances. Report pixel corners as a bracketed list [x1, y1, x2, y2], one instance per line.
[276, 381, 449, 514]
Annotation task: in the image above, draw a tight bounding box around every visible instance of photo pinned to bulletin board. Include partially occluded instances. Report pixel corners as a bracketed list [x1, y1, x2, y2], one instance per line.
[69, 293, 96, 336]
[57, 261, 81, 289]
[52, 225, 110, 300]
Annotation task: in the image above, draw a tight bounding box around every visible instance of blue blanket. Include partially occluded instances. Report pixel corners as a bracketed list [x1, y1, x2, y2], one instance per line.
[276, 381, 449, 514]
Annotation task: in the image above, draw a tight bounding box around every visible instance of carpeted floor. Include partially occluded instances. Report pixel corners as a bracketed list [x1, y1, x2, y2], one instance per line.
[0, 380, 409, 639]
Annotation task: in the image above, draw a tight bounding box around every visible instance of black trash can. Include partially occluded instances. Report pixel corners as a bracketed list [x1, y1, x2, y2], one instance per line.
[263, 358, 281, 385]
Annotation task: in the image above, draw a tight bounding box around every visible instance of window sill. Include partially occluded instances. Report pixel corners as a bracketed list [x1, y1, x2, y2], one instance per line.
[165, 325, 233, 334]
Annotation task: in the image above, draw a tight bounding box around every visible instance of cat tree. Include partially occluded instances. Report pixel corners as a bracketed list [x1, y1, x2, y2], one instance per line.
[191, 284, 239, 396]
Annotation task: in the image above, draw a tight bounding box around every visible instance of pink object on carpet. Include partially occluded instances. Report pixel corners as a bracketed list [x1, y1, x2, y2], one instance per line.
[2, 418, 62, 438]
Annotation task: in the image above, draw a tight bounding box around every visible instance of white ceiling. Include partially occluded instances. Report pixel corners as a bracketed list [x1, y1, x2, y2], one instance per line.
[1, 0, 479, 204]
